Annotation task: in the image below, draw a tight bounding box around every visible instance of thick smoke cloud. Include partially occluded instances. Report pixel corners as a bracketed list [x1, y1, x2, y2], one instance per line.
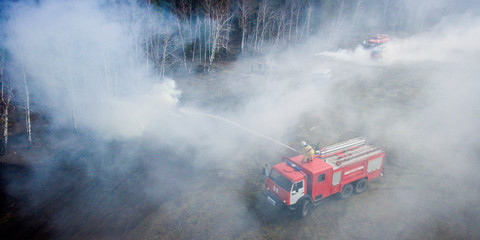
[4, 0, 181, 139]
[2, 0, 480, 239]
[307, 12, 480, 239]
[1, 1, 280, 238]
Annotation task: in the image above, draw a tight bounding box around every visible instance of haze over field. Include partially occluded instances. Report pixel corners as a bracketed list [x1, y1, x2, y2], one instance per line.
[1, 0, 480, 239]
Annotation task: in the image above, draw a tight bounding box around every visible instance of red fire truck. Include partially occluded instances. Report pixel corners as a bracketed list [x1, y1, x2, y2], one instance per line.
[363, 34, 390, 48]
[262, 137, 385, 217]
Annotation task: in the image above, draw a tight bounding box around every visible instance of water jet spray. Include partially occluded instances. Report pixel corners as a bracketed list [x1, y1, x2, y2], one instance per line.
[179, 108, 301, 154]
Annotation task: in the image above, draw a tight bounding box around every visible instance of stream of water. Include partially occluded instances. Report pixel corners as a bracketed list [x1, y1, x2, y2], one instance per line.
[179, 108, 301, 154]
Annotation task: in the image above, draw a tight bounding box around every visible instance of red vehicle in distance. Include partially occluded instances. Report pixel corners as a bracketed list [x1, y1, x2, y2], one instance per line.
[363, 34, 390, 48]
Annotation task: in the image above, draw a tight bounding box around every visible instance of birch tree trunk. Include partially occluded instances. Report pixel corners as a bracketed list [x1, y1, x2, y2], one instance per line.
[203, 16, 208, 70]
[0, 51, 11, 155]
[160, 32, 172, 80]
[305, 4, 312, 39]
[66, 66, 78, 133]
[23, 70, 32, 147]
[195, 16, 201, 67]
[208, 13, 232, 71]
[252, 2, 264, 54]
[295, 4, 301, 44]
[254, 2, 270, 55]
[2, 103, 8, 155]
[177, 19, 188, 71]
[383, 0, 391, 28]
[329, 0, 346, 45]
[288, 5, 294, 45]
[103, 52, 112, 94]
[273, 9, 286, 51]
[237, 0, 252, 55]
[1, 88, 11, 156]
[352, 0, 364, 30]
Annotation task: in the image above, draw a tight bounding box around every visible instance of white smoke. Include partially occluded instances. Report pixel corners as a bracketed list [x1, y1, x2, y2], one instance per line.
[4, 0, 180, 139]
[2, 0, 480, 239]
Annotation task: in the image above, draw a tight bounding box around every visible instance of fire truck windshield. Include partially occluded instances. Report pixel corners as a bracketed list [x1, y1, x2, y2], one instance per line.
[270, 169, 292, 192]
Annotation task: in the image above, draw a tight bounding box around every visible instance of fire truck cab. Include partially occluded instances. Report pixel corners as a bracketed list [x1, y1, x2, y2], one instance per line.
[263, 137, 385, 217]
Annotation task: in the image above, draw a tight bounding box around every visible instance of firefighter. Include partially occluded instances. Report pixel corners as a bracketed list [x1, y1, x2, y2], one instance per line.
[301, 141, 314, 163]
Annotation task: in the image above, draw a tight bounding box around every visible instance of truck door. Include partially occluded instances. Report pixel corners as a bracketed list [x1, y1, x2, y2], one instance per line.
[290, 180, 305, 205]
[314, 171, 331, 201]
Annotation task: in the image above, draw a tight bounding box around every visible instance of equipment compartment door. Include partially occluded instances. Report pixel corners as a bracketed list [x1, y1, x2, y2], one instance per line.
[314, 170, 331, 200]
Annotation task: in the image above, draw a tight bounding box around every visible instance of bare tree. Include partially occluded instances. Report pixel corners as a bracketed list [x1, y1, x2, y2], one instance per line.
[304, 2, 313, 40]
[195, 16, 202, 67]
[208, 11, 233, 71]
[22, 69, 32, 147]
[103, 51, 113, 95]
[287, 2, 295, 45]
[351, 0, 364, 30]
[175, 0, 195, 72]
[0, 85, 12, 155]
[273, 7, 287, 50]
[158, 29, 179, 79]
[67, 67, 78, 133]
[202, 0, 233, 71]
[329, 0, 346, 45]
[145, 4, 154, 77]
[177, 18, 188, 71]
[236, 0, 253, 55]
[252, 1, 274, 55]
[0, 50, 13, 155]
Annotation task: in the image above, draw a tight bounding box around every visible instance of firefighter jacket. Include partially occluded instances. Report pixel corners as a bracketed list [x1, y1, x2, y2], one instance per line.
[302, 144, 314, 162]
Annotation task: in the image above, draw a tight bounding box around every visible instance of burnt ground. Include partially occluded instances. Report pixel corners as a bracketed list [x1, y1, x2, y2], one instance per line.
[0, 163, 51, 240]
[1, 55, 480, 239]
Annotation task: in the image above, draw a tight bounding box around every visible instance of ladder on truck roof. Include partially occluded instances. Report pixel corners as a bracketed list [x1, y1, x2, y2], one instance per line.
[318, 137, 366, 158]
[332, 145, 382, 167]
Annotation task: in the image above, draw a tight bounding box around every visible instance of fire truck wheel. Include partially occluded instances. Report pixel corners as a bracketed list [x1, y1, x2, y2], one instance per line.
[340, 184, 353, 199]
[297, 199, 311, 218]
[354, 178, 368, 194]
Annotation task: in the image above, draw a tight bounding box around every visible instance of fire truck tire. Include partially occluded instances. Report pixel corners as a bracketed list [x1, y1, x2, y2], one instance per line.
[297, 199, 312, 218]
[354, 178, 368, 194]
[340, 184, 353, 199]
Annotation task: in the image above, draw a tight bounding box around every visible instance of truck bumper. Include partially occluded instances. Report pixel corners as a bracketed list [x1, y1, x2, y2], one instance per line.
[262, 189, 286, 209]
